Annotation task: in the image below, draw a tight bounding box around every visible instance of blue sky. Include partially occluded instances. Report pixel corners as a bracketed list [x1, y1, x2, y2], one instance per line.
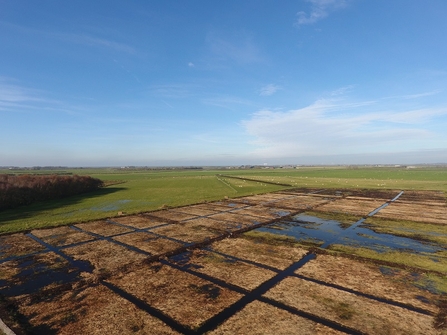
[1, 0, 447, 166]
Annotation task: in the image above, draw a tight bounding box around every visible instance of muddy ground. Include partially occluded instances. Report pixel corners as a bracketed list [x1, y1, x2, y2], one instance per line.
[0, 189, 446, 334]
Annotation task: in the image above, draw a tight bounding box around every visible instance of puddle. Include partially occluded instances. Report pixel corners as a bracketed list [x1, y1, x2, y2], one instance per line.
[90, 200, 132, 212]
[189, 283, 221, 299]
[0, 255, 92, 297]
[257, 213, 442, 254]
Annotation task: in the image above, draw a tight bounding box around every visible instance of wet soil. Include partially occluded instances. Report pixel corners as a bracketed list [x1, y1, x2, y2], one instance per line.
[0, 189, 445, 334]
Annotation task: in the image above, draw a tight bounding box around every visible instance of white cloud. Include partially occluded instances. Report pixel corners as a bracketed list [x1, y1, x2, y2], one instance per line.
[259, 84, 281, 96]
[188, 62, 195, 67]
[295, 0, 348, 26]
[241, 94, 447, 159]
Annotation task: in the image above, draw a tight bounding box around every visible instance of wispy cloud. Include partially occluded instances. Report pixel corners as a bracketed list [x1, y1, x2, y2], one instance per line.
[54, 33, 136, 54]
[0, 21, 136, 54]
[295, 0, 348, 26]
[259, 84, 281, 96]
[149, 84, 196, 99]
[202, 96, 254, 110]
[242, 90, 447, 159]
[206, 32, 263, 65]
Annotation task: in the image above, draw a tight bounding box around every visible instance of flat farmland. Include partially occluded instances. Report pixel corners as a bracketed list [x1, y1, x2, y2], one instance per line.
[0, 167, 446, 334]
[0, 183, 446, 334]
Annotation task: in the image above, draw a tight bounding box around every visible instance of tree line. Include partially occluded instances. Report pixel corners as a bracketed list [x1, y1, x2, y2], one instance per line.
[0, 174, 104, 211]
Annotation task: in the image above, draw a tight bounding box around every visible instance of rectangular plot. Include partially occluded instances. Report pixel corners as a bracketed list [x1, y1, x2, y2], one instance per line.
[150, 223, 222, 244]
[270, 196, 329, 210]
[149, 209, 199, 222]
[207, 212, 265, 226]
[31, 226, 95, 247]
[186, 249, 276, 290]
[184, 217, 244, 233]
[108, 262, 242, 329]
[170, 204, 221, 217]
[210, 237, 308, 270]
[112, 232, 184, 256]
[209, 300, 345, 335]
[11, 281, 180, 335]
[317, 198, 386, 216]
[64, 240, 146, 273]
[110, 215, 167, 229]
[0, 234, 46, 260]
[209, 201, 250, 209]
[296, 254, 439, 314]
[376, 202, 447, 225]
[397, 190, 446, 204]
[264, 276, 437, 335]
[238, 193, 290, 205]
[75, 221, 134, 237]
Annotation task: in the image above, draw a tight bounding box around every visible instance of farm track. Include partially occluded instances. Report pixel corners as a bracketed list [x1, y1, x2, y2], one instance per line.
[0, 188, 446, 334]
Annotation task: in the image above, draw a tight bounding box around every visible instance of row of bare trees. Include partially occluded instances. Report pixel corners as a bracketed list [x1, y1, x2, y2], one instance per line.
[0, 174, 104, 210]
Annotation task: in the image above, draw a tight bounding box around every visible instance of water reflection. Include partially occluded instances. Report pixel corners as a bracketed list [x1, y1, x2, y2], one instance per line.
[257, 213, 442, 254]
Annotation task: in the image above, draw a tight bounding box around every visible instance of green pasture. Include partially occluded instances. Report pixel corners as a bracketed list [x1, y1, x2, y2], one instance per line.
[0, 166, 446, 234]
[227, 166, 447, 191]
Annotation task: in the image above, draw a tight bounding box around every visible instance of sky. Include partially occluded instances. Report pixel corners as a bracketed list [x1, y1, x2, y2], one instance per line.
[1, 0, 447, 167]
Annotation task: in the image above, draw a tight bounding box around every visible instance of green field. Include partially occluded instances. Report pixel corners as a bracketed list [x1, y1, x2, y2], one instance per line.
[1, 166, 446, 234]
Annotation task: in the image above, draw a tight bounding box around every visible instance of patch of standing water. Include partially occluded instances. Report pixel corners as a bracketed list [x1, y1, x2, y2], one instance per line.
[256, 213, 442, 254]
[90, 199, 132, 212]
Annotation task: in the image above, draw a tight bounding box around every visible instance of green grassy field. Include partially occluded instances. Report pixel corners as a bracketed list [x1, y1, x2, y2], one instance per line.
[0, 166, 446, 234]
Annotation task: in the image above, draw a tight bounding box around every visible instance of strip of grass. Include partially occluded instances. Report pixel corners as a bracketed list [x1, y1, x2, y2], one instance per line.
[364, 217, 447, 246]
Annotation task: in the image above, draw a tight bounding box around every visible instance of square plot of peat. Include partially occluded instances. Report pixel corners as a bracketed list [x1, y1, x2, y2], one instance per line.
[74, 220, 134, 237]
[209, 201, 250, 209]
[207, 212, 265, 227]
[375, 202, 447, 225]
[209, 300, 345, 335]
[112, 232, 184, 256]
[397, 190, 447, 204]
[238, 193, 288, 205]
[183, 217, 244, 234]
[0, 234, 46, 260]
[269, 195, 330, 210]
[185, 249, 276, 290]
[317, 198, 386, 216]
[210, 237, 308, 270]
[64, 240, 146, 274]
[107, 262, 243, 330]
[169, 204, 222, 217]
[109, 214, 167, 229]
[31, 226, 95, 247]
[150, 223, 222, 244]
[149, 209, 199, 222]
[264, 276, 436, 335]
[11, 280, 180, 335]
[296, 254, 440, 314]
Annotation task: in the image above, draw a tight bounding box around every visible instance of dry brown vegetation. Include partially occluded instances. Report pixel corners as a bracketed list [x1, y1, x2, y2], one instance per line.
[0, 189, 446, 334]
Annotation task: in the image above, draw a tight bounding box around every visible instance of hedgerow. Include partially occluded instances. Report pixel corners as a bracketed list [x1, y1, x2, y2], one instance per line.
[0, 174, 103, 210]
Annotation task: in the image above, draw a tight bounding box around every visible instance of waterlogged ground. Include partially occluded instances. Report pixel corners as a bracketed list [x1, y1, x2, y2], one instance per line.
[0, 188, 446, 334]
